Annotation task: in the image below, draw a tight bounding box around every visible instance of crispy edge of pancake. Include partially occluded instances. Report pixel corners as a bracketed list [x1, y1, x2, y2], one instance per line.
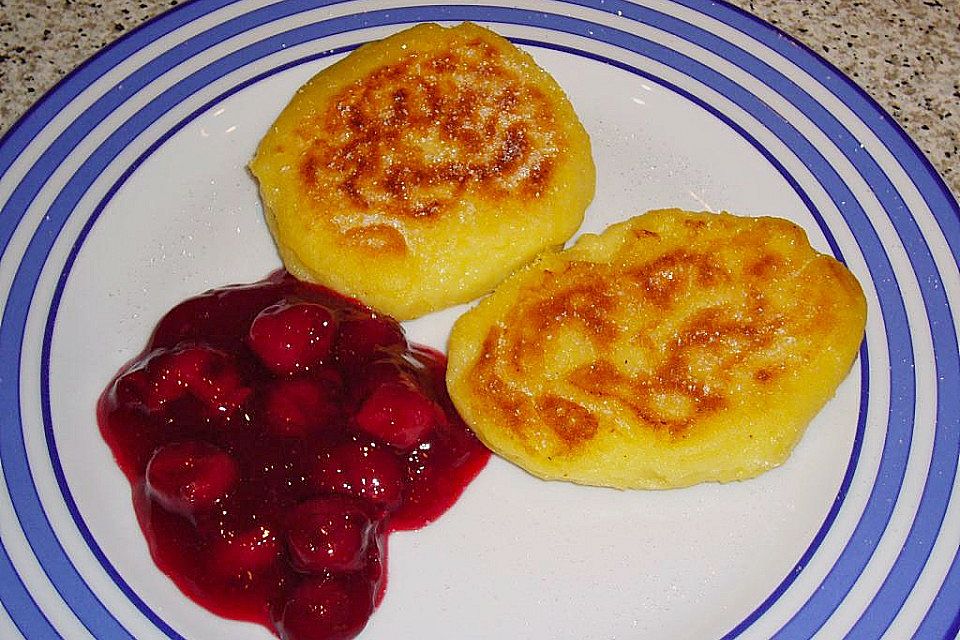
[249, 22, 596, 320]
[446, 209, 868, 489]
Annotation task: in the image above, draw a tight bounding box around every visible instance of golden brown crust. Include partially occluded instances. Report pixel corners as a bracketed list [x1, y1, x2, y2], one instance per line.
[295, 36, 560, 245]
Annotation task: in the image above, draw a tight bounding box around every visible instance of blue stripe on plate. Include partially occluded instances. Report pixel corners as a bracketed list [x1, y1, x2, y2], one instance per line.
[659, 2, 960, 636]
[916, 551, 960, 639]
[0, 8, 388, 638]
[0, 0, 352, 263]
[2, 275, 136, 639]
[0, 542, 60, 638]
[0, 4, 368, 637]
[0, 0, 241, 181]
[0, 0, 245, 261]
[43, 46, 362, 640]
[538, 2, 919, 632]
[566, 1, 957, 637]
[510, 40, 873, 638]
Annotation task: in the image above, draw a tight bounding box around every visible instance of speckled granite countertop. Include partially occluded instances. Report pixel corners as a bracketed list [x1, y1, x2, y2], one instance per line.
[1, 0, 957, 197]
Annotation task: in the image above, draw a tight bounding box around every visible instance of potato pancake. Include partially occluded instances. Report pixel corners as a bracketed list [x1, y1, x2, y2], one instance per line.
[446, 209, 867, 489]
[250, 22, 595, 320]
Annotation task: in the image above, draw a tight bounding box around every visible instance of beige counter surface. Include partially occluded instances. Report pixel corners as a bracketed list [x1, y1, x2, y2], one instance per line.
[1, 0, 957, 197]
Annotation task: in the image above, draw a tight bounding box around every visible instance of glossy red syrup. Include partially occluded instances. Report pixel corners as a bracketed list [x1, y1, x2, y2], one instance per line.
[98, 271, 490, 640]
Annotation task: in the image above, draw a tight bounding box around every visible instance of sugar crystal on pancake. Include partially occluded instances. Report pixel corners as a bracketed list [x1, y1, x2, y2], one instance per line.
[250, 22, 595, 320]
[446, 209, 867, 489]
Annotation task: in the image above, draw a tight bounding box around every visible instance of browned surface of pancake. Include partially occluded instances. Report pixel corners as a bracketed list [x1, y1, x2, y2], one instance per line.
[446, 209, 868, 489]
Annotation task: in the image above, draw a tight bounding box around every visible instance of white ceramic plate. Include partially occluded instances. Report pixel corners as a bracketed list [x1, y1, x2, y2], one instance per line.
[1, 1, 958, 638]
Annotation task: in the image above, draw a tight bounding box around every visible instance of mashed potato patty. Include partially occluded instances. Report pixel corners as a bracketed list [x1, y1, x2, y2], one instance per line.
[250, 22, 595, 320]
[446, 209, 867, 489]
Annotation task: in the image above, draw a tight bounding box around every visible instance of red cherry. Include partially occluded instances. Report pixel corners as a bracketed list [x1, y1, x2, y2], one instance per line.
[207, 519, 282, 578]
[355, 381, 444, 450]
[143, 345, 250, 416]
[351, 358, 410, 402]
[248, 303, 337, 375]
[145, 441, 239, 516]
[104, 406, 161, 475]
[285, 497, 377, 573]
[262, 376, 340, 438]
[362, 532, 385, 597]
[335, 314, 406, 370]
[275, 577, 374, 640]
[112, 367, 150, 408]
[312, 441, 404, 510]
